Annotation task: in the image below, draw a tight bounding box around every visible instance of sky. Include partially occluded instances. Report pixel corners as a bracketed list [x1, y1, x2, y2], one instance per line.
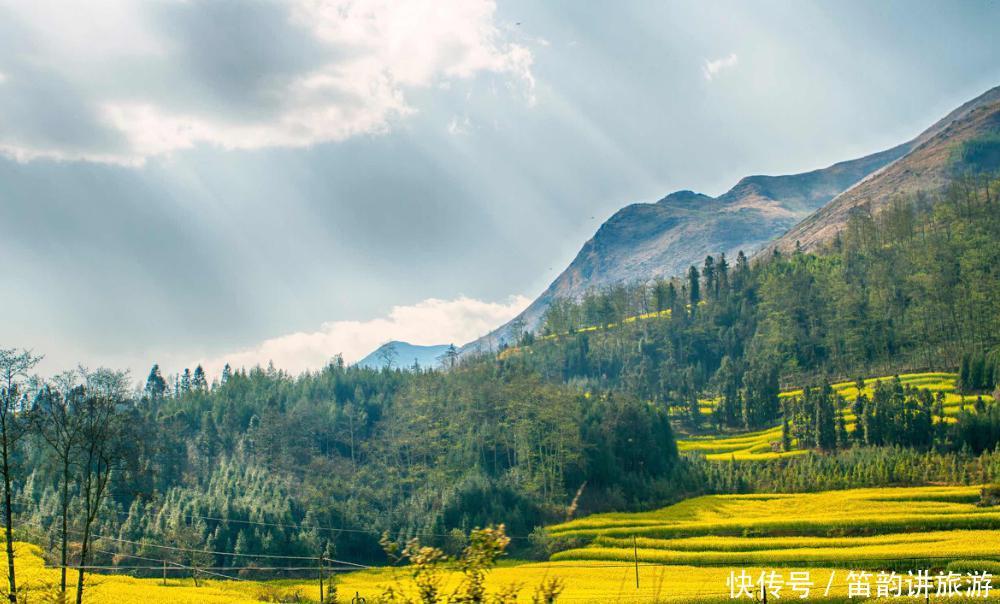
[1, 0, 999, 381]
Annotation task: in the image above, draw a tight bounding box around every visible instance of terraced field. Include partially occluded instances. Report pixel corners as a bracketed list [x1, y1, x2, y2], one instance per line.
[0, 540, 875, 603]
[548, 486, 1000, 570]
[10, 487, 1000, 602]
[677, 372, 994, 460]
[11, 542, 997, 603]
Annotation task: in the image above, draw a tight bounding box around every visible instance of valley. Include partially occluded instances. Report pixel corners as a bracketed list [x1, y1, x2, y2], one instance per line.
[3, 84, 1000, 604]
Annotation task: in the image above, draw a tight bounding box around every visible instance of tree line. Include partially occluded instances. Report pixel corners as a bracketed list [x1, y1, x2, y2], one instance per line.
[3, 350, 683, 601]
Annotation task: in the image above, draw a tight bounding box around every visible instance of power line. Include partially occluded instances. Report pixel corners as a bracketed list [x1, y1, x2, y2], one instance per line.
[27, 513, 1000, 569]
[23, 517, 369, 568]
[91, 547, 247, 583]
[97, 506, 537, 541]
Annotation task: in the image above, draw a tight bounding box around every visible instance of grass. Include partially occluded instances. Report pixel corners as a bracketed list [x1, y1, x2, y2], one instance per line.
[677, 372, 994, 460]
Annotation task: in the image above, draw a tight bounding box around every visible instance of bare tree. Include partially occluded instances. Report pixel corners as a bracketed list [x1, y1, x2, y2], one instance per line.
[74, 368, 129, 604]
[377, 342, 398, 370]
[0, 348, 41, 603]
[30, 371, 84, 595]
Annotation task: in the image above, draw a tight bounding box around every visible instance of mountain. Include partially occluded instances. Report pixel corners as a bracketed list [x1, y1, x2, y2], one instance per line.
[463, 86, 1000, 355]
[355, 341, 450, 370]
[461, 151, 905, 353]
[769, 86, 1000, 252]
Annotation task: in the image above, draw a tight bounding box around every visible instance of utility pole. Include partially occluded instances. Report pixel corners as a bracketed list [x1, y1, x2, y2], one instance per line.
[632, 535, 639, 589]
[318, 554, 325, 603]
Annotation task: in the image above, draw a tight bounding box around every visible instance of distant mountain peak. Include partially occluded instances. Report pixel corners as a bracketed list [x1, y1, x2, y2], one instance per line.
[657, 189, 711, 204]
[462, 86, 1000, 356]
[355, 341, 450, 370]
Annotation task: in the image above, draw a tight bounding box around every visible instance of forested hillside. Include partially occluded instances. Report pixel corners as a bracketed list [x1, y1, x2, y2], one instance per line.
[512, 173, 1000, 430]
[3, 174, 999, 594]
[9, 354, 681, 579]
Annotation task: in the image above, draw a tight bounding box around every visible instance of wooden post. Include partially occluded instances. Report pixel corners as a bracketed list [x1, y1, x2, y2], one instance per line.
[162, 559, 167, 586]
[318, 555, 325, 603]
[632, 535, 639, 589]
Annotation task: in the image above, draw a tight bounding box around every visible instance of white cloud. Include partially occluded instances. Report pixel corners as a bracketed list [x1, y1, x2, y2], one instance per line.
[702, 52, 739, 80]
[447, 115, 472, 135]
[0, 0, 534, 165]
[197, 294, 530, 376]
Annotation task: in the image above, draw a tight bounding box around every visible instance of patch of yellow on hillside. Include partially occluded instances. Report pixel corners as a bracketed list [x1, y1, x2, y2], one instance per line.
[678, 372, 994, 461]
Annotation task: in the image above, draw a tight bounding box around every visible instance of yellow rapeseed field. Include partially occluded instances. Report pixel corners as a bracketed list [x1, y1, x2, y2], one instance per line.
[548, 486, 1000, 569]
[13, 542, 997, 603]
[677, 372, 994, 460]
[9, 486, 1000, 602]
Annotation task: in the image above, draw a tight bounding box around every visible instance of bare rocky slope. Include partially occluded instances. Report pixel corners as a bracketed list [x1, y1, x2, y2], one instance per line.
[769, 86, 1000, 253]
[462, 85, 1000, 354]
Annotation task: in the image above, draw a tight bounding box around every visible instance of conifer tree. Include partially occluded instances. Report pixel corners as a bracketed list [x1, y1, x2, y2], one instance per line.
[687, 266, 700, 315]
[144, 364, 168, 399]
[702, 255, 716, 300]
[192, 365, 208, 392]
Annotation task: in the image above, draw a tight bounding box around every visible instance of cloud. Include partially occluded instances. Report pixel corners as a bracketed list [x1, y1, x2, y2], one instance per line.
[196, 294, 530, 376]
[447, 115, 472, 135]
[0, 0, 534, 165]
[702, 52, 739, 80]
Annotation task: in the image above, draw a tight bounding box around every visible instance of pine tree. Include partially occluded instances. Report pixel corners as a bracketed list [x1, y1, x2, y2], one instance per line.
[688, 394, 701, 429]
[917, 388, 934, 448]
[836, 395, 849, 450]
[653, 279, 670, 313]
[192, 365, 208, 392]
[960, 355, 971, 393]
[781, 412, 791, 452]
[970, 354, 987, 391]
[687, 266, 700, 315]
[815, 383, 838, 452]
[702, 256, 716, 300]
[180, 368, 192, 394]
[854, 392, 870, 444]
[442, 344, 459, 370]
[975, 395, 987, 414]
[717, 253, 729, 295]
[144, 364, 168, 399]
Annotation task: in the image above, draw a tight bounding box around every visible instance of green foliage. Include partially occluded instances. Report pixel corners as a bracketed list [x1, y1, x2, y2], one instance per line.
[17, 350, 680, 569]
[519, 174, 1000, 438]
[692, 446, 1000, 494]
[7, 172, 1000, 586]
[955, 134, 1000, 173]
